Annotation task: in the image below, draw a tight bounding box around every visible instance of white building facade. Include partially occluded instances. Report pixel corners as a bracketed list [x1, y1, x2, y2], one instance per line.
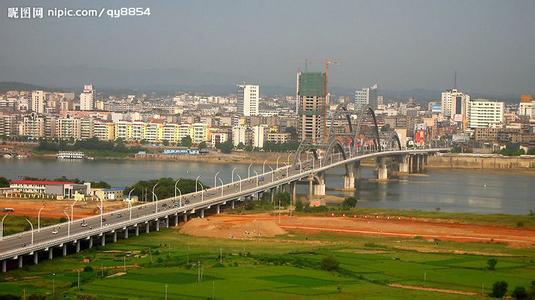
[237, 84, 259, 116]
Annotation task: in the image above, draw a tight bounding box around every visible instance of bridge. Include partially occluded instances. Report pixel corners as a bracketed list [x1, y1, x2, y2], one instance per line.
[0, 105, 449, 272]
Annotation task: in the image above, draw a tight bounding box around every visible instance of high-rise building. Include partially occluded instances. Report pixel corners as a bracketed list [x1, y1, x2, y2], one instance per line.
[237, 84, 259, 116]
[21, 113, 45, 138]
[441, 89, 470, 118]
[519, 95, 533, 117]
[354, 84, 378, 111]
[467, 99, 504, 129]
[80, 84, 94, 111]
[297, 72, 327, 144]
[31, 90, 45, 114]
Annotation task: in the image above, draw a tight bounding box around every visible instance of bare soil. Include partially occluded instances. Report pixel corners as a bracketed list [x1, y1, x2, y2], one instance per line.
[178, 213, 535, 248]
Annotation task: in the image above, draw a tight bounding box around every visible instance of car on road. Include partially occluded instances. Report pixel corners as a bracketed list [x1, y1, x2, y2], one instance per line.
[2, 208, 14, 212]
[81, 221, 88, 227]
[52, 228, 58, 234]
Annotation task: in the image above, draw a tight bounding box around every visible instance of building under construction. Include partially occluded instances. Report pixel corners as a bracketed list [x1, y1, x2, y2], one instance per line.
[296, 71, 328, 145]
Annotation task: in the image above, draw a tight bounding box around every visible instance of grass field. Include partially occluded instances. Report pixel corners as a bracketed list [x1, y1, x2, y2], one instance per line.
[1, 221, 534, 299]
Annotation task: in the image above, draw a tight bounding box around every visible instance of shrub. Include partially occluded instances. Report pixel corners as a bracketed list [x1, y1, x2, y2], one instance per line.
[487, 258, 498, 270]
[511, 286, 528, 300]
[342, 197, 357, 207]
[83, 265, 93, 272]
[320, 255, 339, 272]
[490, 281, 508, 298]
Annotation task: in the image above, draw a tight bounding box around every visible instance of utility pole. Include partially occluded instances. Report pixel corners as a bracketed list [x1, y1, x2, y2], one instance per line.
[165, 284, 168, 300]
[78, 270, 80, 289]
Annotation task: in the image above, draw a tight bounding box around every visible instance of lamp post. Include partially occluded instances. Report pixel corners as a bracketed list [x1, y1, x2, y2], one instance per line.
[128, 188, 135, 220]
[37, 204, 46, 232]
[218, 178, 224, 196]
[214, 171, 220, 187]
[0, 213, 10, 240]
[152, 182, 159, 213]
[269, 166, 274, 181]
[195, 176, 201, 192]
[247, 163, 253, 178]
[96, 198, 103, 228]
[231, 168, 237, 183]
[276, 156, 281, 169]
[63, 211, 71, 236]
[286, 153, 291, 166]
[262, 160, 267, 173]
[254, 170, 259, 186]
[174, 179, 181, 198]
[236, 173, 242, 192]
[199, 182, 205, 202]
[70, 199, 79, 224]
[25, 218, 34, 245]
[176, 188, 182, 206]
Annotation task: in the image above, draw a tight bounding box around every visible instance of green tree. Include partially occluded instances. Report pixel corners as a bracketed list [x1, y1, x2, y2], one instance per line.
[320, 255, 339, 271]
[490, 281, 508, 298]
[342, 197, 357, 207]
[273, 192, 291, 207]
[198, 141, 207, 150]
[216, 140, 233, 154]
[124, 177, 208, 202]
[511, 286, 528, 300]
[181, 136, 192, 148]
[90, 181, 111, 189]
[0, 177, 9, 188]
[162, 139, 169, 146]
[295, 199, 304, 211]
[487, 258, 498, 270]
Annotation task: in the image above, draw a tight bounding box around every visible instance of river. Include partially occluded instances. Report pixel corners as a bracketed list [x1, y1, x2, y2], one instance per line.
[0, 158, 533, 215]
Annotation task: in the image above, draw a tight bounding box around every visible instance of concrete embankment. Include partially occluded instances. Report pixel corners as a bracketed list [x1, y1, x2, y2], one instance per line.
[427, 154, 535, 170]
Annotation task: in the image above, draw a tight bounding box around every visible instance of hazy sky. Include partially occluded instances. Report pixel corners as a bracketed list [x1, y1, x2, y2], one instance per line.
[1, 0, 534, 94]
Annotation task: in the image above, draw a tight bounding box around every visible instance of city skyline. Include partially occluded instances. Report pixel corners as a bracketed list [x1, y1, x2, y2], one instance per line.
[1, 0, 535, 96]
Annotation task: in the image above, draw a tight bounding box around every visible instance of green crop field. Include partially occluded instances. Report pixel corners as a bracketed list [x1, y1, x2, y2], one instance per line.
[0, 221, 534, 299]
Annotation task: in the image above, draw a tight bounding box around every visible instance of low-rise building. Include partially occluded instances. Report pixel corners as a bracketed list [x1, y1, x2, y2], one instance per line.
[9, 180, 90, 199]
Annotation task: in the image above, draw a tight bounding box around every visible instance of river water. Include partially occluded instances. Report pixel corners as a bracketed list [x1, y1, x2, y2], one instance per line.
[0, 158, 533, 215]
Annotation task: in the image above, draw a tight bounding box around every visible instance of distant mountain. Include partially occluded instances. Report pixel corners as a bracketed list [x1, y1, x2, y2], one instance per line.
[0, 82, 52, 93]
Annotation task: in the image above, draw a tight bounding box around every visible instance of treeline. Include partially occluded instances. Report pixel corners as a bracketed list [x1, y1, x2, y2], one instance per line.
[124, 177, 209, 201]
[497, 143, 535, 156]
[16, 176, 110, 188]
[36, 137, 145, 153]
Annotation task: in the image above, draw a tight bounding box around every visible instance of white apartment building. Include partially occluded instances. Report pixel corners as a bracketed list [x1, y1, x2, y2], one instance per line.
[178, 124, 193, 141]
[31, 90, 45, 114]
[441, 89, 470, 118]
[21, 114, 45, 138]
[56, 116, 81, 140]
[467, 99, 504, 129]
[145, 123, 162, 143]
[80, 85, 94, 111]
[232, 125, 247, 147]
[80, 118, 94, 140]
[252, 125, 266, 148]
[162, 124, 180, 144]
[192, 123, 208, 144]
[354, 84, 378, 111]
[237, 84, 259, 116]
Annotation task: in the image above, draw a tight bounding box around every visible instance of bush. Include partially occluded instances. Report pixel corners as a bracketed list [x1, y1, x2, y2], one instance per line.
[342, 197, 357, 207]
[83, 265, 93, 272]
[490, 281, 508, 298]
[320, 255, 339, 272]
[487, 258, 498, 270]
[511, 286, 528, 300]
[295, 200, 304, 211]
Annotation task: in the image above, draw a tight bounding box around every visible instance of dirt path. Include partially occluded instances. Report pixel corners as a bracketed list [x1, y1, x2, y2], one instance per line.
[0, 198, 127, 218]
[389, 283, 479, 296]
[179, 214, 535, 248]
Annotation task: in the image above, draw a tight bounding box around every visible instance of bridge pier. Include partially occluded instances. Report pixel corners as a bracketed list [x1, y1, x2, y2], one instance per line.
[18, 256, 22, 269]
[216, 204, 220, 214]
[270, 187, 275, 203]
[156, 220, 160, 231]
[399, 155, 410, 174]
[200, 209, 205, 218]
[33, 252, 38, 265]
[174, 214, 179, 226]
[290, 182, 297, 204]
[312, 173, 326, 196]
[183, 213, 188, 222]
[113, 232, 117, 243]
[2, 260, 6, 273]
[377, 157, 388, 181]
[344, 172, 355, 190]
[146, 222, 150, 233]
[231, 200, 235, 209]
[48, 248, 53, 260]
[63, 244, 67, 256]
[135, 225, 139, 236]
[75, 240, 80, 253]
[124, 228, 129, 239]
[89, 237, 93, 249]
[101, 235, 106, 247]
[165, 217, 169, 228]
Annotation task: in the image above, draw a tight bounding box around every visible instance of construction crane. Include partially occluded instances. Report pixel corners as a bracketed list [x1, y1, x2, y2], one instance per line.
[322, 58, 339, 144]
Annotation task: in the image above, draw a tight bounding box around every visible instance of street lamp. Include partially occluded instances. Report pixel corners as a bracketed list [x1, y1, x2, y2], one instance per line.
[152, 182, 159, 213]
[37, 203, 46, 232]
[176, 188, 182, 206]
[269, 166, 274, 181]
[195, 176, 201, 192]
[276, 156, 281, 169]
[96, 198, 103, 228]
[231, 168, 237, 183]
[174, 179, 181, 198]
[236, 173, 242, 192]
[0, 213, 11, 240]
[214, 171, 220, 187]
[63, 211, 71, 236]
[286, 153, 292, 166]
[262, 160, 267, 173]
[24, 218, 34, 245]
[254, 170, 259, 186]
[128, 188, 135, 220]
[70, 199, 79, 224]
[218, 178, 224, 196]
[247, 163, 253, 178]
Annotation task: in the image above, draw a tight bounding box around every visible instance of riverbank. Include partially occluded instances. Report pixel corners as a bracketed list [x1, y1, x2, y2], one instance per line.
[427, 153, 535, 170]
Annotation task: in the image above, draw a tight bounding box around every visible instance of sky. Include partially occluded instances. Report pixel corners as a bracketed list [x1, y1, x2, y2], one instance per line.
[1, 0, 534, 95]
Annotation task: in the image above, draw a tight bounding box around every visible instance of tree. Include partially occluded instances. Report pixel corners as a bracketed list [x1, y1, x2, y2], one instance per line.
[528, 281, 535, 299]
[181, 136, 192, 148]
[273, 192, 291, 207]
[295, 199, 304, 211]
[511, 286, 528, 300]
[124, 177, 208, 202]
[162, 139, 169, 146]
[90, 181, 111, 189]
[216, 140, 233, 154]
[0, 177, 9, 188]
[321, 255, 339, 271]
[490, 281, 508, 298]
[342, 197, 357, 207]
[487, 258, 498, 270]
[198, 141, 207, 150]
